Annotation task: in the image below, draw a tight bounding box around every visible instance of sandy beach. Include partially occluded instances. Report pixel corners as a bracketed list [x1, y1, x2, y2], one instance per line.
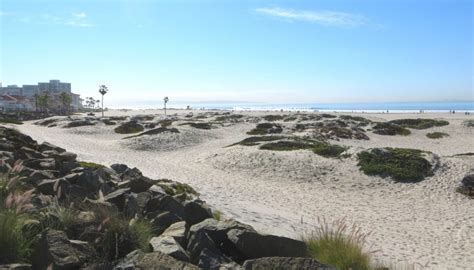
[12, 109, 474, 269]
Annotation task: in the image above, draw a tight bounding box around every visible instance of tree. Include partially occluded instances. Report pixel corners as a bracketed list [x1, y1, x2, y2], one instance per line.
[84, 97, 96, 110]
[163, 96, 169, 115]
[37, 92, 50, 113]
[59, 92, 72, 114]
[99, 85, 108, 117]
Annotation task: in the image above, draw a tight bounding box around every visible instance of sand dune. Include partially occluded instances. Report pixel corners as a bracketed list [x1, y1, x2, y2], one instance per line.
[14, 110, 474, 269]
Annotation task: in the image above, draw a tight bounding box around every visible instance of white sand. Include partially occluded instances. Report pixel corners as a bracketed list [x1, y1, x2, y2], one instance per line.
[13, 110, 474, 269]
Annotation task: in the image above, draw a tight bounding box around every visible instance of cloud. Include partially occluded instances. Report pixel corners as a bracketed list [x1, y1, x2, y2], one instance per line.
[37, 12, 94, 27]
[255, 7, 367, 27]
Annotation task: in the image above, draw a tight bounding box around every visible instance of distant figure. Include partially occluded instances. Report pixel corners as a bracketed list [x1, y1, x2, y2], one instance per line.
[386, 110, 389, 114]
[186, 105, 190, 110]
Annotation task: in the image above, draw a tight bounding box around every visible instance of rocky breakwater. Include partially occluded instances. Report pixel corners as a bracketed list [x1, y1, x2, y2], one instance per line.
[0, 126, 335, 270]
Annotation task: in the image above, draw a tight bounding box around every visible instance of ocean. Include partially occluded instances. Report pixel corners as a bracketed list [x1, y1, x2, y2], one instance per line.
[116, 101, 474, 113]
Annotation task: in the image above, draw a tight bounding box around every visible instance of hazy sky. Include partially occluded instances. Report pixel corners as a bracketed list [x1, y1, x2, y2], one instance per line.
[1, 0, 473, 106]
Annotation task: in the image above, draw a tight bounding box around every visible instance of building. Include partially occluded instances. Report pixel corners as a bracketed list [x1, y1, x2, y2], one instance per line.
[0, 80, 83, 111]
[0, 95, 34, 111]
[22, 85, 39, 97]
[1, 85, 23, 96]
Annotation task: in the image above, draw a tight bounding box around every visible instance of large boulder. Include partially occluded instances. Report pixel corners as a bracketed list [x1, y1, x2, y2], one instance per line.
[242, 257, 336, 270]
[151, 211, 183, 235]
[103, 188, 131, 211]
[227, 229, 307, 259]
[160, 221, 187, 247]
[37, 178, 69, 197]
[198, 248, 241, 270]
[146, 194, 185, 219]
[184, 200, 213, 226]
[149, 235, 190, 262]
[115, 250, 199, 270]
[39, 142, 66, 153]
[32, 229, 95, 269]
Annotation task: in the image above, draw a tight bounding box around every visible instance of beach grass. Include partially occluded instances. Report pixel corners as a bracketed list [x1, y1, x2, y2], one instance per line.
[426, 132, 449, 139]
[304, 217, 372, 270]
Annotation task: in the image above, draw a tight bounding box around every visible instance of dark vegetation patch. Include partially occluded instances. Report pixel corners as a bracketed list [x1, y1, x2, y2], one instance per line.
[35, 118, 58, 126]
[109, 116, 128, 121]
[259, 138, 347, 158]
[283, 116, 298, 122]
[114, 122, 145, 134]
[158, 119, 173, 127]
[247, 123, 282, 135]
[339, 115, 371, 126]
[155, 181, 198, 198]
[426, 132, 449, 139]
[372, 122, 411, 136]
[102, 119, 117, 125]
[131, 115, 155, 121]
[179, 122, 213, 129]
[464, 120, 474, 127]
[64, 120, 96, 128]
[0, 117, 23, 125]
[357, 148, 433, 182]
[262, 115, 285, 121]
[214, 114, 244, 122]
[228, 136, 286, 147]
[123, 127, 180, 139]
[317, 126, 369, 140]
[321, 114, 337, 118]
[389, 118, 449, 129]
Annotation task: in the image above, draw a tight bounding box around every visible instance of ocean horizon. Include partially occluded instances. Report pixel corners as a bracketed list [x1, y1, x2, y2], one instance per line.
[110, 101, 474, 113]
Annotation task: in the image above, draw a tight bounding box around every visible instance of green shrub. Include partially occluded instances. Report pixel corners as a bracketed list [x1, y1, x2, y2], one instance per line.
[304, 218, 372, 270]
[0, 210, 36, 263]
[0, 118, 23, 125]
[260, 140, 313, 151]
[114, 122, 144, 134]
[262, 115, 284, 121]
[213, 210, 222, 221]
[79, 161, 105, 169]
[159, 119, 173, 127]
[228, 136, 286, 147]
[357, 148, 433, 182]
[372, 122, 411, 136]
[247, 128, 269, 135]
[389, 118, 449, 129]
[426, 132, 449, 139]
[312, 143, 347, 158]
[321, 114, 337, 118]
[215, 114, 244, 122]
[179, 122, 212, 129]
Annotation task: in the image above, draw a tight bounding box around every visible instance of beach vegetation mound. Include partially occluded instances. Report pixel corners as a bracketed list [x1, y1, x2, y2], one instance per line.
[262, 115, 285, 121]
[357, 148, 434, 182]
[35, 118, 59, 126]
[321, 114, 337, 118]
[101, 119, 117, 125]
[247, 123, 282, 135]
[64, 120, 96, 128]
[260, 139, 347, 158]
[109, 116, 128, 121]
[389, 118, 449, 129]
[372, 122, 411, 136]
[456, 172, 474, 198]
[215, 114, 244, 122]
[304, 218, 372, 270]
[426, 132, 449, 139]
[124, 127, 180, 139]
[114, 121, 145, 134]
[229, 135, 286, 146]
[339, 115, 371, 126]
[159, 119, 173, 127]
[179, 122, 213, 130]
[0, 116, 23, 125]
[463, 120, 474, 127]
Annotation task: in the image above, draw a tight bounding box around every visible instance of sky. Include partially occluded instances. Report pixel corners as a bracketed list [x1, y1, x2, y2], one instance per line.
[0, 0, 473, 107]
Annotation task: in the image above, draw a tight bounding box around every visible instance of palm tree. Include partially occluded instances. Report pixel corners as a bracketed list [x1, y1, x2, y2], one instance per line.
[37, 92, 49, 113]
[59, 92, 72, 114]
[163, 96, 169, 115]
[99, 85, 108, 117]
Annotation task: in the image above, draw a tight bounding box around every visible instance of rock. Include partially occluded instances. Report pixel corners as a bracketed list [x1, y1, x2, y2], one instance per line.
[27, 170, 56, 185]
[242, 257, 336, 270]
[17, 147, 44, 160]
[151, 211, 183, 235]
[160, 221, 187, 247]
[145, 194, 185, 219]
[76, 170, 103, 192]
[0, 264, 32, 270]
[150, 235, 190, 262]
[39, 142, 66, 153]
[23, 158, 56, 170]
[37, 178, 69, 197]
[110, 163, 129, 174]
[130, 176, 154, 193]
[136, 252, 199, 269]
[54, 151, 77, 162]
[186, 230, 222, 264]
[184, 200, 213, 226]
[124, 193, 139, 218]
[104, 188, 131, 211]
[198, 248, 241, 270]
[32, 229, 95, 269]
[227, 229, 307, 259]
